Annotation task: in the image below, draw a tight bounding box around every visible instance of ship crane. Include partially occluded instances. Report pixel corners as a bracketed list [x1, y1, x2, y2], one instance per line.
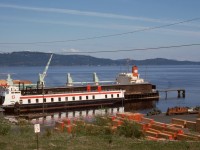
[38, 54, 53, 87]
[66, 72, 114, 86]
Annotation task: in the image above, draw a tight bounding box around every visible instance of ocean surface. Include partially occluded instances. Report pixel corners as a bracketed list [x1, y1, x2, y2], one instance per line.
[1, 65, 200, 113]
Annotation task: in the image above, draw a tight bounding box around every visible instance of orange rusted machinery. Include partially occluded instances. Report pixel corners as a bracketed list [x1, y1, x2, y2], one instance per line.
[166, 107, 188, 115]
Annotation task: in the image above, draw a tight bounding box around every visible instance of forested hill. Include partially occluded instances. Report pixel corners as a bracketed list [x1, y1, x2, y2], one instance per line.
[0, 51, 199, 66]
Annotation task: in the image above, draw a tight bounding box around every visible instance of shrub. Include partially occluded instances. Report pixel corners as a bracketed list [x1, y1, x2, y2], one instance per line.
[0, 117, 11, 135]
[17, 118, 32, 135]
[94, 115, 110, 126]
[117, 120, 144, 139]
[44, 128, 52, 137]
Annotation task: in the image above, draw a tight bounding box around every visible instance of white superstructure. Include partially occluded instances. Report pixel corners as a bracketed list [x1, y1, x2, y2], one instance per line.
[0, 85, 21, 106]
[116, 66, 144, 85]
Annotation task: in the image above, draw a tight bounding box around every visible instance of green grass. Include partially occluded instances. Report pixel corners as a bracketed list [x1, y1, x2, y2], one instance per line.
[1, 130, 200, 150]
[1, 117, 200, 150]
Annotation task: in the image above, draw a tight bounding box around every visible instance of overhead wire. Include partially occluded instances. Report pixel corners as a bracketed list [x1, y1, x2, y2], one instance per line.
[63, 43, 200, 54]
[0, 17, 200, 45]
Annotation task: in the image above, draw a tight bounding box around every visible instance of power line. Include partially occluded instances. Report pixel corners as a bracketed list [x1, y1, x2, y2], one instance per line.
[63, 43, 200, 54]
[0, 17, 200, 45]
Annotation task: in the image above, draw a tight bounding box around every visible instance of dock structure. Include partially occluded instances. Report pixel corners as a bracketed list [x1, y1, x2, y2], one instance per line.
[157, 89, 185, 99]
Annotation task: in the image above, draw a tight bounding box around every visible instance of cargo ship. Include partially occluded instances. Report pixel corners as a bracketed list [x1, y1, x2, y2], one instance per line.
[0, 54, 159, 113]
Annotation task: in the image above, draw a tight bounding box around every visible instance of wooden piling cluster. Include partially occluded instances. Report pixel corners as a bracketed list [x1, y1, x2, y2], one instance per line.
[54, 112, 200, 141]
[177, 89, 185, 98]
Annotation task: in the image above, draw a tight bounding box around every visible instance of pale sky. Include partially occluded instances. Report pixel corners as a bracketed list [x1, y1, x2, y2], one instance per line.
[0, 0, 200, 61]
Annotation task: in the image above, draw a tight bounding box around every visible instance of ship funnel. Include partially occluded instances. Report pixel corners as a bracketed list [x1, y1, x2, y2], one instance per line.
[93, 72, 99, 85]
[66, 73, 73, 86]
[132, 66, 138, 77]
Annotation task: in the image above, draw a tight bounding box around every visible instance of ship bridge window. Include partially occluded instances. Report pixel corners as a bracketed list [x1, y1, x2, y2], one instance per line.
[86, 96, 88, 100]
[28, 99, 31, 104]
[79, 96, 82, 100]
[11, 92, 20, 94]
[43, 98, 46, 103]
[105, 95, 107, 98]
[111, 94, 113, 98]
[36, 99, 39, 103]
[117, 94, 119, 98]
[73, 97, 75, 101]
[51, 98, 54, 102]
[58, 97, 61, 102]
[92, 95, 95, 99]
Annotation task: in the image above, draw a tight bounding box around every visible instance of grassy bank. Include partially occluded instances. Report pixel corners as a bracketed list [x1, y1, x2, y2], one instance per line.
[1, 117, 200, 150]
[1, 130, 200, 150]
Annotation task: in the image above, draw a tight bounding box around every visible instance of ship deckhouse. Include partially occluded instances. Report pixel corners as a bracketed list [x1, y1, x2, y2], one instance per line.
[116, 66, 144, 84]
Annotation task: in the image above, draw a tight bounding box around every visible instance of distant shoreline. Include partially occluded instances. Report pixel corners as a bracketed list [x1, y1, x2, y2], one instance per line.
[0, 51, 200, 66]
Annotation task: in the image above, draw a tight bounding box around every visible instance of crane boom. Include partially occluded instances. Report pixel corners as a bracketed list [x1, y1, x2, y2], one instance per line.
[38, 54, 53, 87]
[43, 54, 53, 77]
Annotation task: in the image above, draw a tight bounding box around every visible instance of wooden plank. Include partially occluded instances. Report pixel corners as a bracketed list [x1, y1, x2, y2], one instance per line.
[171, 118, 186, 127]
[157, 132, 173, 140]
[186, 121, 196, 131]
[177, 134, 199, 141]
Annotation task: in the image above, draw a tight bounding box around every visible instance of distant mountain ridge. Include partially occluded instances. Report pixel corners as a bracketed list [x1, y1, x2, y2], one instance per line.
[0, 51, 199, 66]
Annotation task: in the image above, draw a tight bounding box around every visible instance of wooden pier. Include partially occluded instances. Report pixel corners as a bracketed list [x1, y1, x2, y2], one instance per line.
[157, 89, 185, 99]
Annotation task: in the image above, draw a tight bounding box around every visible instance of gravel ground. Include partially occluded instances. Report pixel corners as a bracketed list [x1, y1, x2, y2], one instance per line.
[146, 113, 199, 124]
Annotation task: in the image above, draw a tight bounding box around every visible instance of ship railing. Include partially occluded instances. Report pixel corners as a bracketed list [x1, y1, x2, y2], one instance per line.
[21, 88, 124, 95]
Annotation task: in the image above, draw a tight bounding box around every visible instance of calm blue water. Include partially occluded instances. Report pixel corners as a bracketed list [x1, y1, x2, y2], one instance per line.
[1, 65, 200, 112]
